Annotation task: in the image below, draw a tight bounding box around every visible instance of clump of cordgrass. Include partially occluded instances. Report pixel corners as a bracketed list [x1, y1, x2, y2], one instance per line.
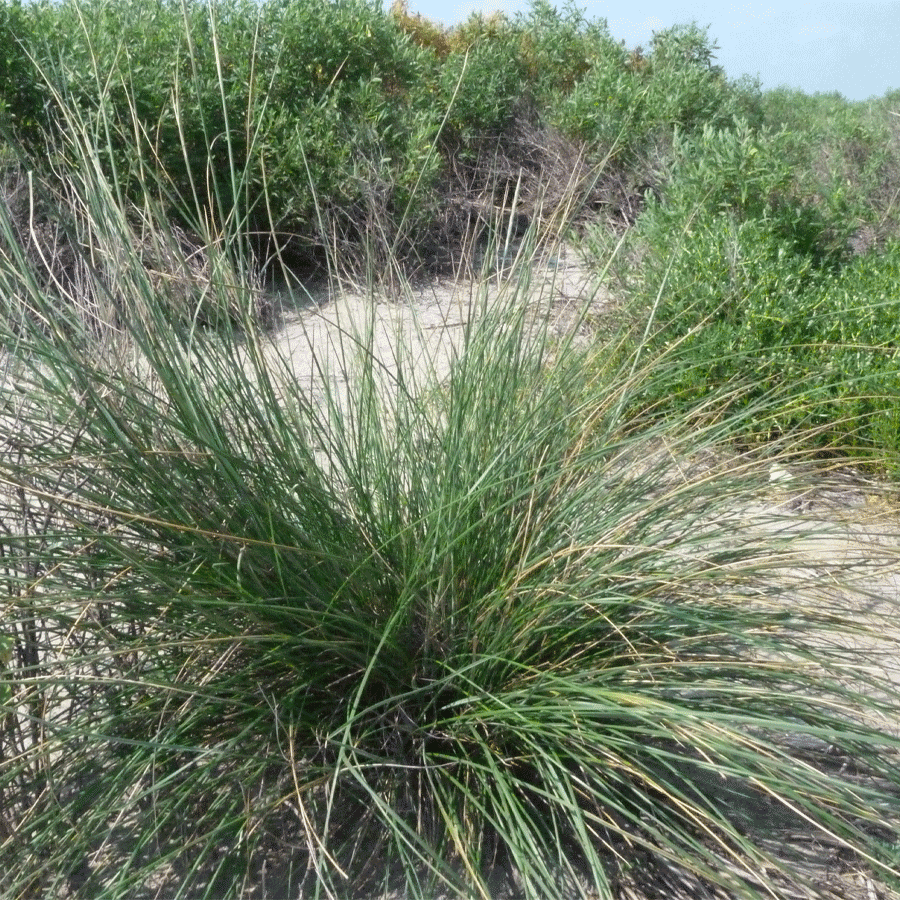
[2, 15, 900, 897]
[2, 152, 900, 900]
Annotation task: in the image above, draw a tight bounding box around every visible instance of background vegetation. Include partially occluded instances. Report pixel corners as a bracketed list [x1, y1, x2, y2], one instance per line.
[0, 0, 760, 269]
[2, 1, 900, 898]
[1, 0, 897, 467]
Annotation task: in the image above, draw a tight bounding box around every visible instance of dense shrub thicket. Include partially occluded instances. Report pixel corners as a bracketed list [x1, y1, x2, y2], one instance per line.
[0, 0, 45, 138]
[586, 110, 900, 469]
[0, 0, 756, 270]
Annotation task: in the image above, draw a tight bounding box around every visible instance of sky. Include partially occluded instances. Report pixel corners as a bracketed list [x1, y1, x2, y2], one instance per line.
[406, 1, 900, 101]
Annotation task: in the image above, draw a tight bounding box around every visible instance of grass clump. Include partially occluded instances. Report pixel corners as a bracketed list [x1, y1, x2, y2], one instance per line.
[2, 3, 900, 898]
[2, 131, 900, 900]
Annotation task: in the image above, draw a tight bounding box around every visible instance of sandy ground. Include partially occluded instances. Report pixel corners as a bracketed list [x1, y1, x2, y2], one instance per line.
[262, 243, 605, 410]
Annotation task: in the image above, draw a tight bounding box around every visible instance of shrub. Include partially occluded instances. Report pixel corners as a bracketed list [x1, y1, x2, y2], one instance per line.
[15, 0, 443, 273]
[759, 87, 899, 246]
[403, 7, 532, 162]
[7, 0, 788, 282]
[20, 0, 258, 231]
[649, 119, 849, 267]
[515, 0, 613, 100]
[390, 0, 453, 59]
[589, 119, 838, 307]
[551, 33, 641, 150]
[583, 119, 900, 466]
[641, 23, 731, 132]
[0, 0, 45, 138]
[553, 21, 756, 166]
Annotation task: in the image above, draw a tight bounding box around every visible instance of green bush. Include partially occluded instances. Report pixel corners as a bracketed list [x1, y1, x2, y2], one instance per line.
[516, 0, 613, 100]
[623, 228, 900, 460]
[15, 0, 442, 265]
[21, 0, 255, 227]
[652, 119, 847, 263]
[759, 87, 898, 242]
[551, 33, 641, 149]
[259, 0, 430, 175]
[430, 26, 523, 150]
[585, 118, 900, 466]
[782, 244, 900, 460]
[0, 0, 46, 139]
[642, 23, 732, 131]
[593, 119, 841, 314]
[6, 0, 787, 277]
[553, 21, 758, 165]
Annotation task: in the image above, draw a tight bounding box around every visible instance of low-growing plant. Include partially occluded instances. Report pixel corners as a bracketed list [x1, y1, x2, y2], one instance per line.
[582, 128, 900, 466]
